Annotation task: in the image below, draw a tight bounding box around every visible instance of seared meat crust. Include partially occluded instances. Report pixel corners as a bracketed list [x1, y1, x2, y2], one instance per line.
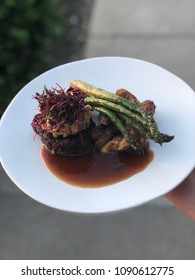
[91, 124, 118, 148]
[116, 88, 140, 104]
[95, 88, 155, 154]
[32, 113, 95, 156]
[100, 133, 149, 154]
[140, 100, 156, 116]
[116, 88, 156, 116]
[98, 112, 111, 126]
[40, 121, 95, 156]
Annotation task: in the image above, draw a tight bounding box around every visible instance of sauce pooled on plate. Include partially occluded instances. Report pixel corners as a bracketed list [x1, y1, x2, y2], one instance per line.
[41, 145, 154, 188]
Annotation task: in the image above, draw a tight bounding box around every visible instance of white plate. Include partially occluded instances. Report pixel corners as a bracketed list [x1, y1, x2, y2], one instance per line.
[0, 57, 195, 213]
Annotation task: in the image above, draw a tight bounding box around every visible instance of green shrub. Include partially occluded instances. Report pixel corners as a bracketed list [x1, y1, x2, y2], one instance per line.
[0, 0, 65, 110]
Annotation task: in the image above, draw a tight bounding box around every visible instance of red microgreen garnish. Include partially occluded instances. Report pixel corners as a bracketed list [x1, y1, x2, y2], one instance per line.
[31, 84, 89, 132]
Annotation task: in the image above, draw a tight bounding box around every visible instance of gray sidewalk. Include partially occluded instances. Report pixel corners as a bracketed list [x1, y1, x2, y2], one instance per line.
[0, 0, 195, 260]
[85, 0, 195, 90]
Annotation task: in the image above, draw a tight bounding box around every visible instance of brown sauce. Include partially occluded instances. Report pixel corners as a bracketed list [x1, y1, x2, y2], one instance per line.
[41, 146, 154, 188]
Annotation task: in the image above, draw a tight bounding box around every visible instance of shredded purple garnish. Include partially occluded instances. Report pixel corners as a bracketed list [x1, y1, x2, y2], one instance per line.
[31, 84, 88, 132]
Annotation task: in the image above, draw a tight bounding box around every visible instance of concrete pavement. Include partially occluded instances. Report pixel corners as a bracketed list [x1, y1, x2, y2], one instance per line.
[0, 0, 195, 260]
[85, 0, 195, 90]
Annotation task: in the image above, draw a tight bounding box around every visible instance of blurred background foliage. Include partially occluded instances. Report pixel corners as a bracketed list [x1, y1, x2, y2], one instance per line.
[0, 0, 65, 114]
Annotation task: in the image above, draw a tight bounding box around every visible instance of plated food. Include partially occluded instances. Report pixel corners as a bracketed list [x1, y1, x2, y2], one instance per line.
[31, 79, 174, 187]
[32, 80, 174, 156]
